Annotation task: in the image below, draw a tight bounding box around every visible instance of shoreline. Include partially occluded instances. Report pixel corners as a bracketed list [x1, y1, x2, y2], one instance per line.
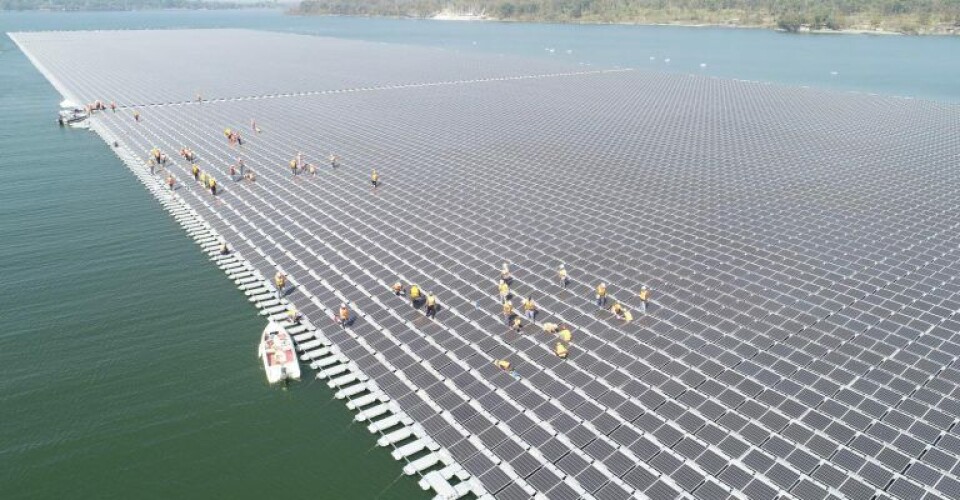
[295, 11, 958, 36]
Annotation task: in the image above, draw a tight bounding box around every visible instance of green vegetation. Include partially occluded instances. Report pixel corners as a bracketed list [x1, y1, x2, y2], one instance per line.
[0, 0, 277, 10]
[293, 0, 960, 34]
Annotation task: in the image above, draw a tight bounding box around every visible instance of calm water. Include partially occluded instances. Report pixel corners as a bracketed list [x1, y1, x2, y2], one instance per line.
[0, 9, 957, 500]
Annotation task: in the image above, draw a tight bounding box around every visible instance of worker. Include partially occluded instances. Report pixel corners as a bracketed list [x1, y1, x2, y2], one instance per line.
[148, 157, 156, 174]
[110, 101, 116, 112]
[495, 359, 521, 379]
[623, 309, 634, 323]
[245, 171, 256, 182]
[498, 280, 510, 303]
[329, 154, 339, 168]
[192, 164, 200, 181]
[307, 163, 317, 176]
[500, 263, 512, 284]
[512, 316, 524, 332]
[409, 284, 421, 305]
[542, 322, 559, 334]
[209, 176, 217, 195]
[229, 164, 237, 179]
[425, 293, 438, 318]
[392, 282, 405, 296]
[371, 169, 379, 188]
[218, 240, 230, 255]
[290, 158, 298, 176]
[166, 175, 176, 191]
[611, 302, 624, 319]
[287, 307, 302, 325]
[133, 110, 140, 122]
[274, 271, 286, 297]
[502, 301, 514, 325]
[237, 158, 245, 177]
[554, 342, 569, 359]
[522, 296, 537, 321]
[558, 325, 572, 343]
[596, 283, 607, 307]
[199, 171, 208, 187]
[338, 303, 351, 328]
[638, 285, 651, 313]
[558, 264, 568, 288]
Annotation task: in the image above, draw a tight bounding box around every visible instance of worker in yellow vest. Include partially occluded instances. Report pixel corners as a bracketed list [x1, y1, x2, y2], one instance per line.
[274, 271, 286, 297]
[496, 359, 511, 371]
[498, 280, 510, 303]
[610, 302, 624, 319]
[192, 164, 200, 181]
[502, 301, 514, 325]
[208, 176, 216, 195]
[289, 158, 298, 176]
[522, 296, 537, 321]
[425, 293, 438, 318]
[287, 307, 302, 324]
[557, 264, 568, 289]
[371, 169, 380, 189]
[595, 283, 607, 308]
[408, 284, 421, 306]
[638, 285, 651, 313]
[555, 342, 568, 359]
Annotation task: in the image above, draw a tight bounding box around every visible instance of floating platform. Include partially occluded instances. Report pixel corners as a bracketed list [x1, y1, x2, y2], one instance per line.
[11, 28, 960, 500]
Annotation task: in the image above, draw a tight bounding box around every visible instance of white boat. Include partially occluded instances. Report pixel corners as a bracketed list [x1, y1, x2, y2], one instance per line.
[258, 321, 301, 384]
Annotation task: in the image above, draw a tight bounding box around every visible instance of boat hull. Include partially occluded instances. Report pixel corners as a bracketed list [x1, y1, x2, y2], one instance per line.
[258, 322, 301, 384]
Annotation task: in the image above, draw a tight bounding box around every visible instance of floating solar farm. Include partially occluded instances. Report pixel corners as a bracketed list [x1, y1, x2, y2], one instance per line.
[12, 29, 960, 500]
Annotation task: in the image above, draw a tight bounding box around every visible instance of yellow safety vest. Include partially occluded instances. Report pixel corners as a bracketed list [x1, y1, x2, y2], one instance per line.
[426, 295, 436, 306]
[555, 343, 568, 357]
[559, 329, 572, 343]
[409, 286, 420, 298]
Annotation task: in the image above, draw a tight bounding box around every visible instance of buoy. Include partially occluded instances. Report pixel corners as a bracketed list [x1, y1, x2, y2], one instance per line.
[700, 63, 707, 68]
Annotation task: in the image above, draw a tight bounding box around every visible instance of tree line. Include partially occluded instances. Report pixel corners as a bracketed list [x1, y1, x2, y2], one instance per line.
[293, 0, 960, 33]
[0, 0, 277, 10]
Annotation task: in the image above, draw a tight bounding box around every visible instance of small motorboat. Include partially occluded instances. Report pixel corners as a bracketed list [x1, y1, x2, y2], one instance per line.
[57, 107, 88, 126]
[258, 321, 301, 384]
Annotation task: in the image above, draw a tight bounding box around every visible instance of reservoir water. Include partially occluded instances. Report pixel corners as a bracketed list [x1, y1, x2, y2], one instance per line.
[0, 9, 957, 499]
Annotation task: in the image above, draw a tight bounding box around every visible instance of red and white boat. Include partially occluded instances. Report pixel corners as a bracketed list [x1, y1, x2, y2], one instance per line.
[258, 322, 301, 384]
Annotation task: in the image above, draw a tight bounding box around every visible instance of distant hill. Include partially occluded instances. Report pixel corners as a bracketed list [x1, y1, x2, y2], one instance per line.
[292, 0, 960, 35]
[0, 0, 279, 10]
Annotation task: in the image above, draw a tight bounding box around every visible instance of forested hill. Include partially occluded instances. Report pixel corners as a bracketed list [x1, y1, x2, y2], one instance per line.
[0, 0, 277, 10]
[293, 0, 960, 34]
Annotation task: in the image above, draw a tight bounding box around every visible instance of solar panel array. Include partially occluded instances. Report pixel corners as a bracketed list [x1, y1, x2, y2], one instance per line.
[13, 29, 960, 500]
